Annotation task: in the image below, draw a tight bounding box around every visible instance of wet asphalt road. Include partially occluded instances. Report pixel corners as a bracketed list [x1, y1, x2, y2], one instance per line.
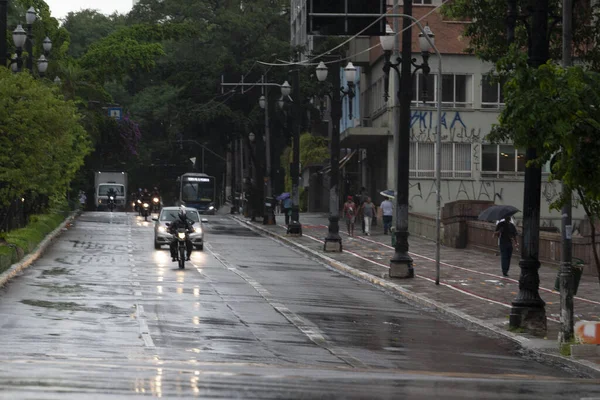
[1, 212, 600, 399]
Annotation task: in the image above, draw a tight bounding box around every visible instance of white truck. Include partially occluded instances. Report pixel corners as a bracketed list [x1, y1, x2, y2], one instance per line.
[94, 171, 128, 210]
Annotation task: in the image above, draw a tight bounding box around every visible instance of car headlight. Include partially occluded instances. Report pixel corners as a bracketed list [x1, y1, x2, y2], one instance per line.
[109, 196, 114, 200]
[143, 203, 149, 208]
[194, 227, 202, 233]
[158, 226, 166, 233]
[177, 232, 186, 239]
[153, 197, 159, 203]
[208, 206, 215, 210]
[132, 202, 135, 207]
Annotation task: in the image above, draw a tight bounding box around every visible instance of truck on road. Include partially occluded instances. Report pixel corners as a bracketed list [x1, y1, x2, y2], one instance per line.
[94, 171, 128, 210]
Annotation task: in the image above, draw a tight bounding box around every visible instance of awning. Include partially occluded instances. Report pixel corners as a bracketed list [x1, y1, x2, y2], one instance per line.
[339, 127, 390, 147]
[320, 150, 356, 175]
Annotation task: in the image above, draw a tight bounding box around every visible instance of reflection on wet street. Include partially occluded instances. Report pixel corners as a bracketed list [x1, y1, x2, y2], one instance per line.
[0, 211, 599, 399]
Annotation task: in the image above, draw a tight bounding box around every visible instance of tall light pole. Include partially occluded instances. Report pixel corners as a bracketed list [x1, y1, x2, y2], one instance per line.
[380, 14, 434, 278]
[507, 0, 548, 335]
[0, 0, 7, 68]
[316, 59, 356, 252]
[259, 87, 276, 225]
[25, 7, 36, 73]
[280, 76, 302, 236]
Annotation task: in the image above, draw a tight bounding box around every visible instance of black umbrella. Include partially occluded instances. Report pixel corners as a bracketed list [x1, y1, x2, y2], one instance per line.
[478, 205, 520, 222]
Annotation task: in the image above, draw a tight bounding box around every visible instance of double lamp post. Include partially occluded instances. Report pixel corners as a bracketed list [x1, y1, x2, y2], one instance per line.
[10, 7, 52, 76]
[315, 59, 356, 252]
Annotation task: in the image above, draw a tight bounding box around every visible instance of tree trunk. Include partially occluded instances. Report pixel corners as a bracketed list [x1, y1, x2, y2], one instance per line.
[577, 187, 600, 285]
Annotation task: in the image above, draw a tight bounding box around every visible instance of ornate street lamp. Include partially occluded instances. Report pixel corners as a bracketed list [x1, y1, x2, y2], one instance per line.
[316, 59, 356, 252]
[37, 55, 48, 77]
[42, 36, 52, 55]
[12, 25, 26, 72]
[25, 7, 36, 72]
[379, 20, 434, 278]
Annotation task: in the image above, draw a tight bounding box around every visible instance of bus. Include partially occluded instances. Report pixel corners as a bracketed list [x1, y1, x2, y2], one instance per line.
[179, 173, 217, 214]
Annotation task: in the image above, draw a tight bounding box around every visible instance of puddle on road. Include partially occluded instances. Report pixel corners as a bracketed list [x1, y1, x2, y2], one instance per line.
[34, 284, 83, 294]
[41, 267, 72, 276]
[20, 299, 130, 315]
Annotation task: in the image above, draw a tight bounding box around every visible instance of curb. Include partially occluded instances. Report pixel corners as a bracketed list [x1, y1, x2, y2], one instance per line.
[231, 215, 600, 378]
[0, 211, 80, 288]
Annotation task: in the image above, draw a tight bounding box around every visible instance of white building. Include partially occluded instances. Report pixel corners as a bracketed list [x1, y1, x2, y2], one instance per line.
[291, 0, 585, 231]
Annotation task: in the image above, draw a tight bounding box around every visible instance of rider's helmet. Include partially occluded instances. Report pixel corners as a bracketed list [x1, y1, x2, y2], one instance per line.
[138, 188, 142, 192]
[178, 206, 186, 221]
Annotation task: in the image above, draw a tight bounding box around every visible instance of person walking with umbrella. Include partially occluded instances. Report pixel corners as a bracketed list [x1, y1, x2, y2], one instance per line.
[277, 193, 292, 225]
[479, 205, 519, 277]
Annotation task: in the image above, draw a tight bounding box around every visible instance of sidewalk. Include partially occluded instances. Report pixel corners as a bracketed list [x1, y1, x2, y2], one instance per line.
[232, 212, 600, 376]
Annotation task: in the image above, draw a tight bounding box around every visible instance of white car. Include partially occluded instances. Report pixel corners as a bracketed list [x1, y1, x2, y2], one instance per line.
[153, 207, 204, 250]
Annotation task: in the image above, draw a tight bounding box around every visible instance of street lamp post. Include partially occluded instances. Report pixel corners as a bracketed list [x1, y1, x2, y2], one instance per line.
[259, 86, 276, 225]
[316, 60, 356, 252]
[380, 12, 434, 278]
[280, 76, 302, 236]
[0, 0, 7, 68]
[25, 7, 36, 73]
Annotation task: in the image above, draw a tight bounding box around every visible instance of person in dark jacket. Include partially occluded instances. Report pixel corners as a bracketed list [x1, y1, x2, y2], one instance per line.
[493, 218, 518, 277]
[168, 206, 194, 262]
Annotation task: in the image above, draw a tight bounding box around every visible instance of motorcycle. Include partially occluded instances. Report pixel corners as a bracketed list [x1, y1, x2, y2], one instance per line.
[152, 197, 161, 213]
[174, 227, 190, 269]
[107, 195, 116, 212]
[141, 202, 150, 221]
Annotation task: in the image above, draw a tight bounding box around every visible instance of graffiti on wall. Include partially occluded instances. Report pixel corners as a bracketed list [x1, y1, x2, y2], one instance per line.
[410, 111, 482, 143]
[408, 179, 505, 209]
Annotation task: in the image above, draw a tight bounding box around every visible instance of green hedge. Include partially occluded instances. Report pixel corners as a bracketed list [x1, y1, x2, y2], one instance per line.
[0, 213, 67, 275]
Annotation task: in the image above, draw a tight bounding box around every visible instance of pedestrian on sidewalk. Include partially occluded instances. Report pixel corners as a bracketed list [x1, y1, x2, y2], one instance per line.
[343, 196, 357, 237]
[282, 196, 292, 225]
[380, 197, 393, 235]
[493, 218, 518, 276]
[360, 197, 375, 236]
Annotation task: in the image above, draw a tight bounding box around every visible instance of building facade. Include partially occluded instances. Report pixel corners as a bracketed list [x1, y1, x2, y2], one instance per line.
[291, 0, 585, 231]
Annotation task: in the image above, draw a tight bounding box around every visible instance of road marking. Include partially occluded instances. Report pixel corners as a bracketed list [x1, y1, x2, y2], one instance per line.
[277, 225, 562, 325]
[205, 243, 368, 369]
[136, 304, 155, 348]
[135, 291, 142, 296]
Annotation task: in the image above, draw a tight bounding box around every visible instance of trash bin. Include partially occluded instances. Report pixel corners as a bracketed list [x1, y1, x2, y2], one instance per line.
[554, 257, 584, 296]
[263, 197, 275, 225]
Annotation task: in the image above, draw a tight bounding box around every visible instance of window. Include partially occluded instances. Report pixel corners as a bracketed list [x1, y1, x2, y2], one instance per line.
[413, 0, 433, 4]
[412, 74, 435, 104]
[410, 142, 472, 178]
[441, 74, 472, 108]
[414, 74, 473, 107]
[481, 75, 506, 108]
[481, 145, 532, 177]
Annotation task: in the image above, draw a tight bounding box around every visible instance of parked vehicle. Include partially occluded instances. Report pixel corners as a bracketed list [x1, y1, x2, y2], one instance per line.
[153, 207, 205, 250]
[94, 171, 127, 211]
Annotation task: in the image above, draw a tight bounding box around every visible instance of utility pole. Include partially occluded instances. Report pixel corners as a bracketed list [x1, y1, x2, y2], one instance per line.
[287, 68, 302, 236]
[559, 0, 574, 345]
[508, 0, 548, 336]
[0, 0, 7, 68]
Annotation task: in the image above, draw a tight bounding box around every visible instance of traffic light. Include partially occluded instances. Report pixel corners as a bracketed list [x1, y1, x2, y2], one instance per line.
[308, 0, 386, 36]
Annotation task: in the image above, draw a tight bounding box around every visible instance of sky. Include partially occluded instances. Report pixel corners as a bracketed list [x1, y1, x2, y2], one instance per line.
[45, 0, 133, 19]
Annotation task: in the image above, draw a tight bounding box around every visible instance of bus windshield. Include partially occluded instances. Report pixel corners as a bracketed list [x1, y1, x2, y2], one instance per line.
[181, 177, 214, 203]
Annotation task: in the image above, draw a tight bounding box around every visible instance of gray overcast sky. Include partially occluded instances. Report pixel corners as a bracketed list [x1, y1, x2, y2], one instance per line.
[46, 0, 133, 19]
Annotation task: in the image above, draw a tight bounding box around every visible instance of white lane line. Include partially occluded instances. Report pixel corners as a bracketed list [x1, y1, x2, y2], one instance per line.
[205, 243, 368, 369]
[135, 291, 142, 296]
[136, 304, 155, 348]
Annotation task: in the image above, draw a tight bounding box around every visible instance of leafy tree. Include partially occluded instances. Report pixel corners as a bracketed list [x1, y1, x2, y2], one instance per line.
[442, 0, 600, 68]
[62, 10, 127, 58]
[0, 68, 91, 206]
[488, 53, 600, 281]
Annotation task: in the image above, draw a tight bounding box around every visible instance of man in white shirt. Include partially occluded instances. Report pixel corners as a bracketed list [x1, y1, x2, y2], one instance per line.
[380, 198, 394, 235]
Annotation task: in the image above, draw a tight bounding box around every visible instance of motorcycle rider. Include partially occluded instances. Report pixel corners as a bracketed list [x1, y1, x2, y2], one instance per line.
[168, 206, 194, 262]
[151, 186, 161, 212]
[106, 187, 117, 209]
